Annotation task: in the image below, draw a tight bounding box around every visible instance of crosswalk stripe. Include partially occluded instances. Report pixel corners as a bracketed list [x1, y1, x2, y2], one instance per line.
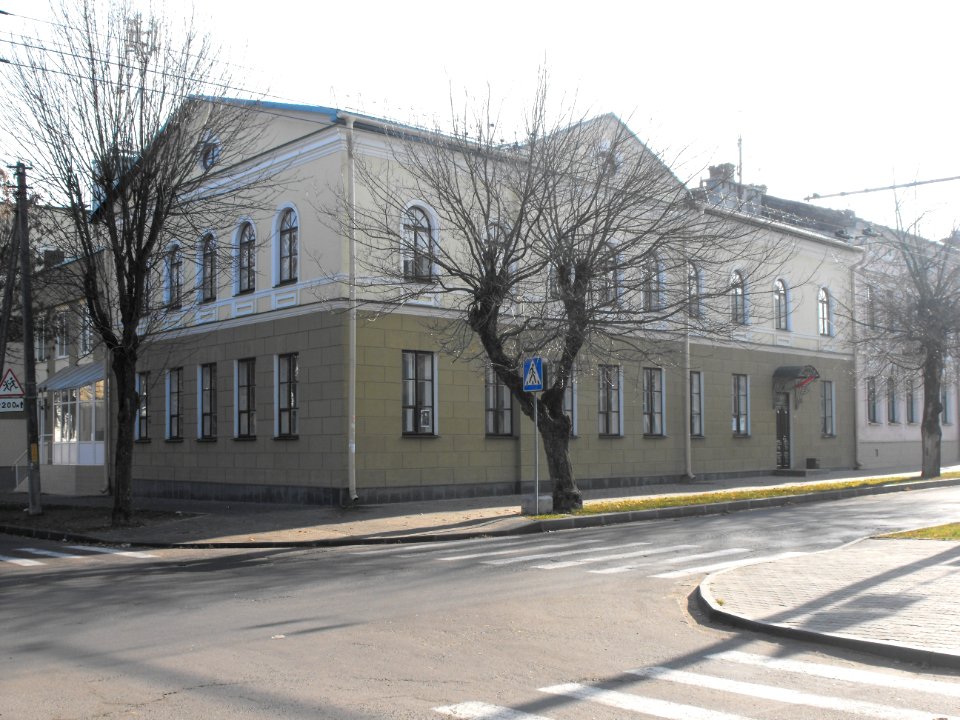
[0, 554, 44, 566]
[18, 547, 85, 559]
[439, 539, 604, 562]
[433, 701, 553, 719]
[352, 536, 529, 557]
[651, 551, 805, 578]
[482, 541, 650, 566]
[65, 545, 157, 559]
[627, 665, 960, 720]
[540, 682, 755, 720]
[711, 650, 960, 698]
[536, 543, 700, 570]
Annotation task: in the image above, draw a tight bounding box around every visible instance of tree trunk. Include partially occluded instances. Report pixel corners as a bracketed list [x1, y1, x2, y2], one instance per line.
[920, 352, 943, 479]
[540, 417, 582, 512]
[111, 350, 138, 526]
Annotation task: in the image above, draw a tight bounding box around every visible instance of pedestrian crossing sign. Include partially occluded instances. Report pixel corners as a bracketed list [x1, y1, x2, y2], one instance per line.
[523, 357, 544, 392]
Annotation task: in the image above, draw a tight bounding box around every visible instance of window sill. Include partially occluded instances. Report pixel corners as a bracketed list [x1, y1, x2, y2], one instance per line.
[732, 433, 751, 439]
[134, 438, 151, 444]
[274, 434, 299, 441]
[822, 433, 836, 439]
[599, 433, 623, 439]
[197, 437, 217, 443]
[234, 435, 257, 441]
[165, 437, 184, 443]
[691, 434, 705, 440]
[199, 298, 216, 305]
[401, 433, 439, 438]
[275, 279, 298, 287]
[235, 289, 255, 296]
[643, 433, 666, 439]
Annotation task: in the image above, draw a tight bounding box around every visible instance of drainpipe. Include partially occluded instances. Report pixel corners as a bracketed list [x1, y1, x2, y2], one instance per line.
[344, 115, 359, 503]
[850, 252, 868, 470]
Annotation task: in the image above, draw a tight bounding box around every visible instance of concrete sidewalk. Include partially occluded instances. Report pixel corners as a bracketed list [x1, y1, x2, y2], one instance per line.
[699, 538, 960, 668]
[3, 465, 960, 667]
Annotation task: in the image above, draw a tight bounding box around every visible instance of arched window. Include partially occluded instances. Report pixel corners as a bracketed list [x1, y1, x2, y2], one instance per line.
[166, 244, 183, 310]
[818, 287, 833, 336]
[402, 206, 436, 282]
[237, 222, 256, 294]
[686, 262, 701, 318]
[730, 270, 746, 324]
[774, 279, 788, 330]
[641, 254, 661, 311]
[278, 208, 298, 284]
[201, 234, 216, 302]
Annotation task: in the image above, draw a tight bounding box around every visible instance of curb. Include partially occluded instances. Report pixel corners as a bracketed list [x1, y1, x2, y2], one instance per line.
[2, 476, 959, 550]
[696, 569, 960, 670]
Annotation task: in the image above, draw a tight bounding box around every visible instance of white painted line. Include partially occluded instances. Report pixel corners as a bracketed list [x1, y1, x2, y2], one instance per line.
[0, 554, 44, 566]
[482, 541, 650, 566]
[710, 650, 960, 698]
[540, 683, 755, 720]
[18, 547, 85, 559]
[442, 539, 604, 561]
[350, 536, 529, 557]
[651, 551, 805, 578]
[65, 545, 157, 559]
[627, 666, 960, 720]
[537, 543, 699, 570]
[433, 701, 553, 719]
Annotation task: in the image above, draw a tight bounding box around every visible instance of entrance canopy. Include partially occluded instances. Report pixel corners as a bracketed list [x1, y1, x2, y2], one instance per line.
[39, 362, 104, 392]
[773, 365, 819, 408]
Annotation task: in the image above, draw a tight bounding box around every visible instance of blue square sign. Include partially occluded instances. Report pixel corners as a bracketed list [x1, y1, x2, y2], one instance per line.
[523, 357, 544, 392]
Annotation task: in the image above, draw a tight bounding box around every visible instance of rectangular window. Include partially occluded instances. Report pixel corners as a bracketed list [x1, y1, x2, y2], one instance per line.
[598, 364, 621, 436]
[906, 379, 917, 424]
[867, 377, 879, 423]
[166, 367, 182, 439]
[485, 368, 513, 436]
[277, 353, 299, 437]
[136, 371, 149, 441]
[886, 376, 899, 423]
[821, 380, 835, 436]
[402, 350, 436, 435]
[55, 310, 69, 358]
[35, 315, 46, 361]
[199, 363, 217, 439]
[690, 370, 703, 437]
[941, 388, 951, 425]
[642, 367, 664, 436]
[732, 374, 749, 436]
[236, 358, 256, 438]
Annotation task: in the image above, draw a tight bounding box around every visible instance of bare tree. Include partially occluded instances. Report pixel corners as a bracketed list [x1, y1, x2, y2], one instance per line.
[1, 0, 273, 523]
[347, 80, 796, 512]
[850, 211, 960, 478]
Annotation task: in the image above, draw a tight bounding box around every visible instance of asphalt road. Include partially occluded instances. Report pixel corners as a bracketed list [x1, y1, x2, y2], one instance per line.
[2, 487, 960, 719]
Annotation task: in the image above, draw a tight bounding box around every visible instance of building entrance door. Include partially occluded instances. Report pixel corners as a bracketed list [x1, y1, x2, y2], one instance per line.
[775, 392, 791, 469]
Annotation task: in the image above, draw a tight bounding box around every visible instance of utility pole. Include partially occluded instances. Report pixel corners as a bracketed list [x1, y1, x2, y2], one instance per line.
[0, 217, 20, 373]
[14, 162, 41, 514]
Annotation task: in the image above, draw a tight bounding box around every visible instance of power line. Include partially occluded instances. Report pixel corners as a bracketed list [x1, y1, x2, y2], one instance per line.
[806, 175, 960, 202]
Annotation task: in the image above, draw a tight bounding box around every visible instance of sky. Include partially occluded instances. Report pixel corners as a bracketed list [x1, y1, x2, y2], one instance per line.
[2, 0, 958, 238]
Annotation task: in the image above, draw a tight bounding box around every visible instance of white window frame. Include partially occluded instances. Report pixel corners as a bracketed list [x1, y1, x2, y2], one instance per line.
[197, 231, 217, 303]
[234, 357, 257, 438]
[732, 373, 750, 436]
[730, 270, 748, 325]
[272, 204, 300, 287]
[234, 219, 257, 295]
[55, 310, 69, 358]
[401, 350, 439, 435]
[866, 377, 880, 424]
[821, 380, 836, 437]
[135, 371, 149, 441]
[774, 278, 790, 331]
[690, 370, 704, 437]
[274, 352, 299, 438]
[642, 367, 665, 436]
[484, 367, 514, 437]
[906, 378, 917, 424]
[886, 376, 899, 424]
[165, 243, 183, 310]
[197, 363, 217, 440]
[941, 387, 952, 425]
[401, 202, 440, 283]
[165, 367, 182, 440]
[598, 364, 624, 437]
[818, 287, 834, 337]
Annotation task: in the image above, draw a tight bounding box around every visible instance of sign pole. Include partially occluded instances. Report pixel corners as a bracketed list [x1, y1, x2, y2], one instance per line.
[534, 394, 539, 515]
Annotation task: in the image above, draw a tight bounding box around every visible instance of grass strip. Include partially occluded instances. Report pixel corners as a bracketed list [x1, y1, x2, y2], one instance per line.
[564, 471, 960, 517]
[880, 523, 960, 540]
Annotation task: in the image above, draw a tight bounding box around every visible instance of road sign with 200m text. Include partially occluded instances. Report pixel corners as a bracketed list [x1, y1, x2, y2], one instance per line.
[0, 368, 24, 412]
